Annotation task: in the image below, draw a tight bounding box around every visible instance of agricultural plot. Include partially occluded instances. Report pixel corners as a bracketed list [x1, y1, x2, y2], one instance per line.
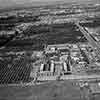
[0, 56, 32, 84]
[5, 23, 87, 50]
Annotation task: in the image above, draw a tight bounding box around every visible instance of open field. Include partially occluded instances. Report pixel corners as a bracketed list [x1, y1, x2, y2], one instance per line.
[5, 23, 87, 51]
[0, 81, 82, 100]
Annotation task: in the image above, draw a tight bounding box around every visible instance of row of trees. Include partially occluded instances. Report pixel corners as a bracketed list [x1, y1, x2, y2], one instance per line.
[0, 56, 32, 84]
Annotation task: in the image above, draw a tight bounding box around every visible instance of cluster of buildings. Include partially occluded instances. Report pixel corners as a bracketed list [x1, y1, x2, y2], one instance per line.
[85, 27, 100, 43]
[0, 9, 39, 18]
[0, 2, 99, 27]
[34, 3, 100, 25]
[30, 40, 100, 79]
[33, 12, 100, 26]
[15, 23, 33, 33]
[30, 43, 96, 78]
[0, 3, 100, 36]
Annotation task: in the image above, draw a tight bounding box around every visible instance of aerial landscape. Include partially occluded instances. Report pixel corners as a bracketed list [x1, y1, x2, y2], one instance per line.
[0, 0, 100, 100]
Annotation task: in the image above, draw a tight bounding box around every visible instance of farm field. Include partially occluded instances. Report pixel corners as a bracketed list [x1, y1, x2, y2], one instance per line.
[0, 56, 32, 84]
[5, 23, 87, 51]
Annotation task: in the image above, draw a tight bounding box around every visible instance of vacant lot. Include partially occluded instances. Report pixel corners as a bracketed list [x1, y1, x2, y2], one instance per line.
[0, 81, 82, 100]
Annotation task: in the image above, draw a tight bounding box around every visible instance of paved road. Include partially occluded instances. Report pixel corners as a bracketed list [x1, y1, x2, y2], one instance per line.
[61, 75, 100, 80]
[36, 75, 100, 81]
[0, 74, 100, 87]
[75, 22, 100, 58]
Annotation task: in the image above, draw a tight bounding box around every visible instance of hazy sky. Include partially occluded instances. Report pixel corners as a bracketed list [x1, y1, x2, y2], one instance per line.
[0, 0, 99, 8]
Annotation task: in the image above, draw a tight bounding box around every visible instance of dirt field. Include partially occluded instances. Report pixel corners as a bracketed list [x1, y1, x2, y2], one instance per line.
[0, 80, 81, 100]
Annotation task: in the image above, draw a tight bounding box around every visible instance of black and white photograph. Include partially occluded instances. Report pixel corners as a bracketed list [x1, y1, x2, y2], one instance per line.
[0, 0, 100, 100]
